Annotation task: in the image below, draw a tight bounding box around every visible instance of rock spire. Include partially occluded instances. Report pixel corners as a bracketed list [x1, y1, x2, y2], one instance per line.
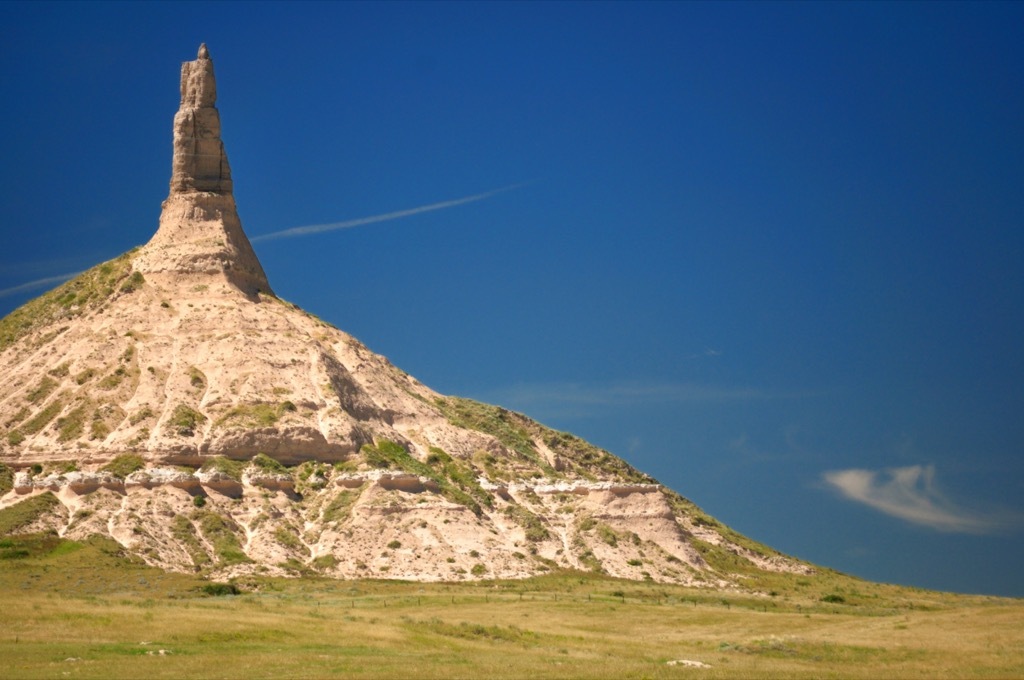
[170, 42, 232, 194]
[135, 44, 271, 297]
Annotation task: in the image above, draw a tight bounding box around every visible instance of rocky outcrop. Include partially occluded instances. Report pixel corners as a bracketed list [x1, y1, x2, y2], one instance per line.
[0, 467, 812, 583]
[134, 43, 271, 296]
[171, 43, 231, 194]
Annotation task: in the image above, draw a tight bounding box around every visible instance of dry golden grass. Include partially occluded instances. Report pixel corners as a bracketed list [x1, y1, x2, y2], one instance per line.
[1, 532, 1022, 679]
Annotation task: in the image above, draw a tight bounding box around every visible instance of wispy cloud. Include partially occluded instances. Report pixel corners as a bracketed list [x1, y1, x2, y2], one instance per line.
[1, 184, 528, 300]
[822, 464, 1015, 534]
[251, 182, 530, 243]
[0, 272, 81, 299]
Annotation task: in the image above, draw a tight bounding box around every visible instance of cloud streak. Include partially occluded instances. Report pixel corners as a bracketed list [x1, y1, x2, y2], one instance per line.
[251, 182, 529, 243]
[0, 272, 81, 299]
[2, 184, 528, 300]
[822, 464, 1013, 534]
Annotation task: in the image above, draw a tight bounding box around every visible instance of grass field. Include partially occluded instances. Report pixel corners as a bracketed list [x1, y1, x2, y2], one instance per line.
[1, 531, 1022, 679]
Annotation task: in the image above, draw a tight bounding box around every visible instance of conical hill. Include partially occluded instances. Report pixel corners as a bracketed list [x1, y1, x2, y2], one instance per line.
[0, 46, 812, 584]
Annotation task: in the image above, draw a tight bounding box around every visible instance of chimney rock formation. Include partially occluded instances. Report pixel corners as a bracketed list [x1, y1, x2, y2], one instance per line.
[135, 43, 271, 297]
[0, 45, 814, 584]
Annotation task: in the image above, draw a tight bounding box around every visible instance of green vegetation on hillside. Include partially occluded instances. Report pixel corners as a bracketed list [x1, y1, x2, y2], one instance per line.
[0, 462, 13, 495]
[0, 492, 62, 535]
[0, 249, 139, 352]
[434, 396, 653, 484]
[198, 456, 246, 481]
[359, 440, 492, 515]
[170, 403, 206, 436]
[214, 401, 297, 429]
[101, 454, 146, 479]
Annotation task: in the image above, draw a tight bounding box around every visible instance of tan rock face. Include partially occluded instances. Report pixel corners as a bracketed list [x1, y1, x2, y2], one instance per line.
[135, 43, 270, 297]
[171, 43, 230, 194]
[0, 45, 814, 585]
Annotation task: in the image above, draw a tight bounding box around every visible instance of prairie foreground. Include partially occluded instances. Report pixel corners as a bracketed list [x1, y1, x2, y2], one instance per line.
[2, 534, 1022, 679]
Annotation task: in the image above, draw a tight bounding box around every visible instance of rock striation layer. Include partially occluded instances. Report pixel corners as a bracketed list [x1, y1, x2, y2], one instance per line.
[134, 43, 271, 297]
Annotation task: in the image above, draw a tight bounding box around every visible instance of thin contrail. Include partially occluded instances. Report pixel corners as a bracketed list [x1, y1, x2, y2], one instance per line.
[1, 183, 529, 299]
[251, 182, 529, 243]
[0, 272, 81, 299]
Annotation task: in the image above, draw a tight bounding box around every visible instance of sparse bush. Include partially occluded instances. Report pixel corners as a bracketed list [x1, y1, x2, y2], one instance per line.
[56, 405, 88, 442]
[119, 270, 145, 293]
[312, 554, 339, 571]
[89, 417, 110, 441]
[821, 594, 846, 604]
[214, 402, 295, 428]
[322, 490, 358, 523]
[199, 456, 245, 481]
[274, 526, 305, 551]
[170, 403, 206, 436]
[48, 363, 70, 378]
[192, 495, 206, 508]
[188, 366, 206, 389]
[129, 406, 154, 425]
[200, 582, 240, 597]
[74, 368, 96, 385]
[97, 367, 128, 390]
[387, 540, 402, 550]
[250, 453, 287, 474]
[471, 563, 488, 576]
[596, 523, 618, 547]
[504, 506, 549, 542]
[26, 377, 58, 404]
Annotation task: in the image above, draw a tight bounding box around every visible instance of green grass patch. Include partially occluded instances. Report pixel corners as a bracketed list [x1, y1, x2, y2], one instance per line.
[171, 515, 212, 568]
[503, 505, 550, 542]
[0, 493, 62, 535]
[26, 376, 58, 404]
[361, 441, 492, 515]
[215, 401, 296, 429]
[170, 403, 206, 436]
[251, 452, 288, 474]
[119, 270, 145, 293]
[96, 366, 129, 390]
[0, 250, 137, 352]
[56, 403, 89, 442]
[274, 525, 306, 552]
[20, 398, 65, 435]
[199, 456, 246, 481]
[0, 462, 13, 495]
[101, 454, 146, 479]
[322, 490, 359, 523]
[435, 398, 548, 468]
[195, 511, 251, 566]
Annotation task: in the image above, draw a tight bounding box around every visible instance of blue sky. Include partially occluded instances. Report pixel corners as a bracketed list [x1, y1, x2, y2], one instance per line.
[2, 1, 1022, 597]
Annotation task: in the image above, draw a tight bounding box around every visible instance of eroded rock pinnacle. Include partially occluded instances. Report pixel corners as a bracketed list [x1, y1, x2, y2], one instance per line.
[136, 44, 271, 297]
